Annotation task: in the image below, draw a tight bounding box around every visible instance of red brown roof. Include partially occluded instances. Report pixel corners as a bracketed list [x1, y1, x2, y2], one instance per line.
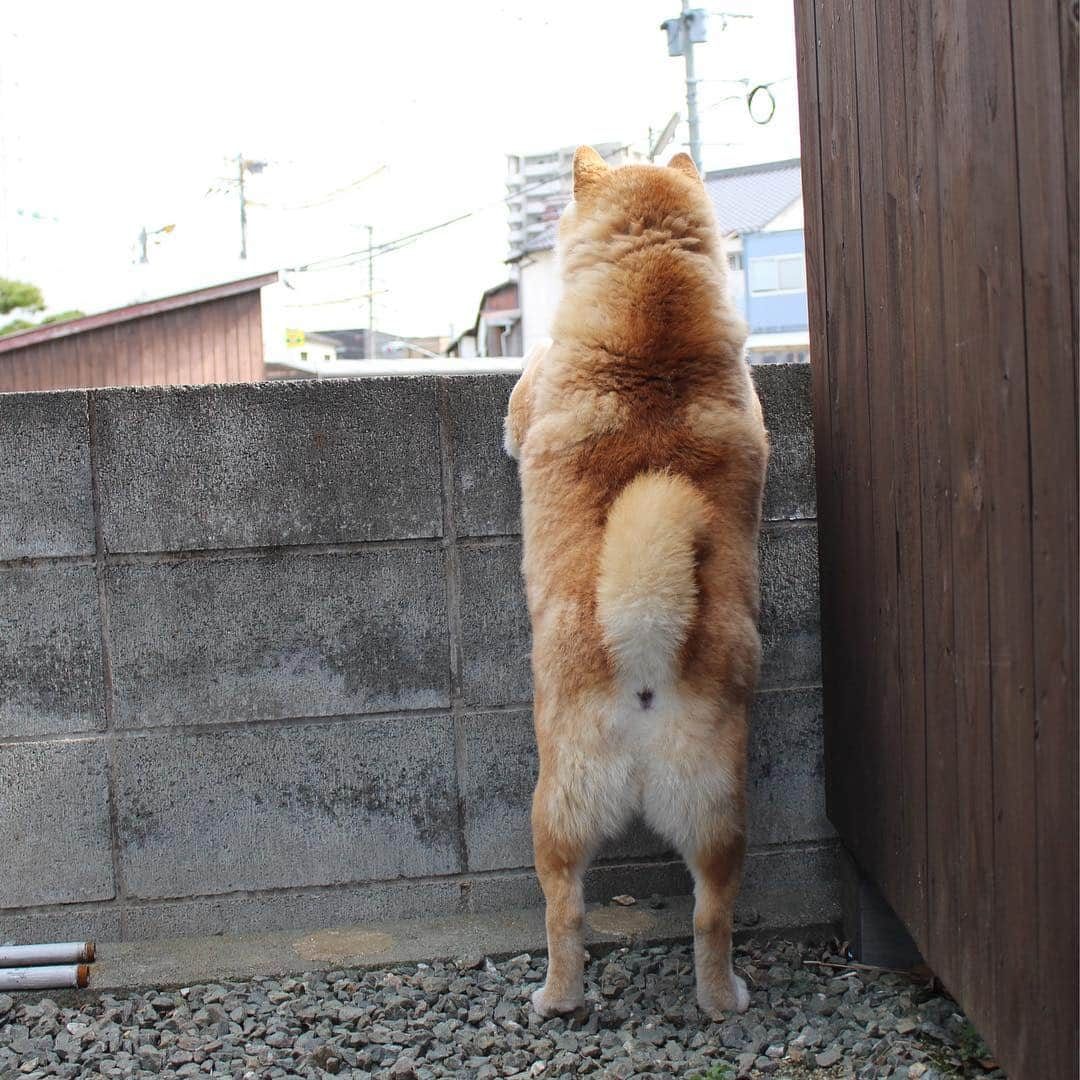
[0, 271, 278, 355]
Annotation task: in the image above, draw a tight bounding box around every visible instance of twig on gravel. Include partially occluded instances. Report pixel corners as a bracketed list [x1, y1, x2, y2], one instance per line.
[802, 958, 922, 977]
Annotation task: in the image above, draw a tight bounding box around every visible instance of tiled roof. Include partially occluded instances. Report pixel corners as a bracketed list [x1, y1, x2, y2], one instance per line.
[704, 158, 802, 236]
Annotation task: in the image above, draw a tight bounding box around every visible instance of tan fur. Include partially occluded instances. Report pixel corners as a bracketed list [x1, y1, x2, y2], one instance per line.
[505, 146, 769, 1019]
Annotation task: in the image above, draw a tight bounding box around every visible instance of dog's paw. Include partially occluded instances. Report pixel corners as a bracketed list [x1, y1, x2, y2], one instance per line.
[697, 972, 750, 1019]
[530, 984, 586, 1018]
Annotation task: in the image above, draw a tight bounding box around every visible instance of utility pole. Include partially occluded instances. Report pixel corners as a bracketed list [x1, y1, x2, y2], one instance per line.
[366, 224, 375, 360]
[660, 4, 708, 173]
[233, 154, 266, 260]
[237, 153, 247, 260]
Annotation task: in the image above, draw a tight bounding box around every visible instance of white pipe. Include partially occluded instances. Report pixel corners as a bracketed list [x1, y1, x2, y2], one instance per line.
[0, 964, 89, 991]
[0, 941, 95, 966]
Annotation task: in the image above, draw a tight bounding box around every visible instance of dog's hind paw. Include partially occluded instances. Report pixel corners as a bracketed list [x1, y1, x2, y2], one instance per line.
[697, 972, 750, 1019]
[530, 984, 586, 1018]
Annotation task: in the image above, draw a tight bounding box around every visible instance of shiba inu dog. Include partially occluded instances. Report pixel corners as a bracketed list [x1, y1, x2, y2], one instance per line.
[504, 146, 769, 1019]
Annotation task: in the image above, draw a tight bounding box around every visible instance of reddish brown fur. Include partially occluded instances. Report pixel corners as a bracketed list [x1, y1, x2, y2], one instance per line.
[505, 146, 769, 1018]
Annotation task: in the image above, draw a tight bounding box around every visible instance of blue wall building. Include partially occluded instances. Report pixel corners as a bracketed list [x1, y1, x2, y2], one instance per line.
[704, 159, 809, 363]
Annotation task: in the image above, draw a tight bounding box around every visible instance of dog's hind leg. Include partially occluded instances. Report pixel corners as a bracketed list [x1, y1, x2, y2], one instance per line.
[530, 803, 590, 1017]
[685, 831, 750, 1018]
[529, 747, 630, 1017]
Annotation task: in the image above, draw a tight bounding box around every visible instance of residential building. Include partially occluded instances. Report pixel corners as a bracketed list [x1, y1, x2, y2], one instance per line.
[506, 142, 642, 260]
[446, 281, 521, 358]
[705, 158, 808, 364]
[299, 329, 449, 361]
[512, 158, 809, 365]
[0, 272, 277, 392]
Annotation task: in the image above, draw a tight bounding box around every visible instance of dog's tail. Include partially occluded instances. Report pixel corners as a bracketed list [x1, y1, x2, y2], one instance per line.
[596, 471, 710, 707]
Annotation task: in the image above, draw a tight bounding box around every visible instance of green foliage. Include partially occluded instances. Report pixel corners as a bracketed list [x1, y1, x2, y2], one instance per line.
[689, 1065, 734, 1080]
[0, 277, 45, 316]
[38, 309, 85, 326]
[0, 317, 36, 336]
[0, 277, 83, 336]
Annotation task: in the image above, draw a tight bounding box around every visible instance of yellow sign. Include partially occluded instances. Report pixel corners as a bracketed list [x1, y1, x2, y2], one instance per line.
[285, 328, 305, 348]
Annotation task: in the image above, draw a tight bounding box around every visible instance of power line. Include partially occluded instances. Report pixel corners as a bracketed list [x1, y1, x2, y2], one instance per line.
[246, 165, 387, 211]
[286, 143, 633, 276]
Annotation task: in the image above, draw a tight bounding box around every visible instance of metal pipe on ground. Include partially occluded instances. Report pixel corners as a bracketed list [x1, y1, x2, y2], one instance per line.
[0, 965, 89, 991]
[0, 942, 95, 966]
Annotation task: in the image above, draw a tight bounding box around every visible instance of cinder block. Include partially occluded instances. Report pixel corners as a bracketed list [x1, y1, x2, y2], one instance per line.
[464, 711, 536, 871]
[443, 374, 521, 537]
[753, 363, 816, 521]
[466, 861, 694, 915]
[0, 391, 93, 559]
[738, 842, 841, 930]
[122, 880, 462, 941]
[467, 845, 840, 933]
[116, 716, 462, 900]
[107, 548, 450, 727]
[0, 565, 105, 738]
[0, 739, 114, 909]
[0, 907, 121, 947]
[759, 523, 821, 688]
[748, 687, 833, 847]
[93, 379, 443, 553]
[458, 542, 532, 708]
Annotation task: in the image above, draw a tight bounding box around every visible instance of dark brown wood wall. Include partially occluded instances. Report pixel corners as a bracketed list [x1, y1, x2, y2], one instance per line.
[0, 292, 265, 392]
[793, 2, 1078, 1077]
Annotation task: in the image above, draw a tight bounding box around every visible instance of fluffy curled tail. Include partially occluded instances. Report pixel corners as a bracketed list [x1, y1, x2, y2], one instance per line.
[596, 471, 710, 706]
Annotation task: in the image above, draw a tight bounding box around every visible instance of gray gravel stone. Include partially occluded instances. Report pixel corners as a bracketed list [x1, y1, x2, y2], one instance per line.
[0, 940, 1000, 1078]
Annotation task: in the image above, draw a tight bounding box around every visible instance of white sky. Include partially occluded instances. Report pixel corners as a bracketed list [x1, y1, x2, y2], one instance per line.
[0, 1, 800, 341]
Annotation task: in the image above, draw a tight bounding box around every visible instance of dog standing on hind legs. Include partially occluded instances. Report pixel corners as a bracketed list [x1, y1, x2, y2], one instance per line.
[504, 146, 769, 1020]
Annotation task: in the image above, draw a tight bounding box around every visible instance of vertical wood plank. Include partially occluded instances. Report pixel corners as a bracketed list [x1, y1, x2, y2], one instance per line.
[212, 299, 227, 383]
[247, 292, 264, 381]
[897, 0, 962, 993]
[851, 0, 906, 918]
[931, 0, 998, 1035]
[873, 0, 928, 947]
[814, 0, 877, 874]
[228, 297, 243, 383]
[1010, 2, 1078, 1075]
[135, 313, 153, 387]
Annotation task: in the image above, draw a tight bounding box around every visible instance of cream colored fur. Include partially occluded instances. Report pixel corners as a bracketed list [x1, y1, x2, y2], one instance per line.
[596, 471, 710, 700]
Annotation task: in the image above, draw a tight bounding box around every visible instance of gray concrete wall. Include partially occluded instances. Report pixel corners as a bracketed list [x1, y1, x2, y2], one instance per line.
[0, 367, 836, 944]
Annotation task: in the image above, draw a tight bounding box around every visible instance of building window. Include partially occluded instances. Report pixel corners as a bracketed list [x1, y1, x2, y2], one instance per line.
[748, 254, 807, 295]
[727, 252, 744, 271]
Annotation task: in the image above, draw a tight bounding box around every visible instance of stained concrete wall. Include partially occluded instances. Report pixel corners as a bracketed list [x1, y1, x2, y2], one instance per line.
[0, 367, 836, 943]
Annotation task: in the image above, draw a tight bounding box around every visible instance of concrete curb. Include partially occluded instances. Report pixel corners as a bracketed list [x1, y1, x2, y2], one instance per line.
[88, 899, 838, 993]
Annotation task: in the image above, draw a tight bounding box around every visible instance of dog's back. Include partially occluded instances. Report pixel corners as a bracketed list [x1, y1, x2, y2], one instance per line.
[505, 147, 768, 1020]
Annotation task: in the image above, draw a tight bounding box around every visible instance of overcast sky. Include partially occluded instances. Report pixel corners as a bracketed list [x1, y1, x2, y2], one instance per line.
[0, 1, 800, 340]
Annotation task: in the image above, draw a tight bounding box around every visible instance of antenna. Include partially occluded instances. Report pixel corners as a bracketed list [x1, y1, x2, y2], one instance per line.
[649, 113, 682, 161]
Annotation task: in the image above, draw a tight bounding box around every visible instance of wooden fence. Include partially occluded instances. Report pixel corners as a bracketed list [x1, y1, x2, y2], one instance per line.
[793, 2, 1078, 1077]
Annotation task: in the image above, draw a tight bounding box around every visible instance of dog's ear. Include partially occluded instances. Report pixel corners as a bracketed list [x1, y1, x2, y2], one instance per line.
[573, 146, 609, 199]
[668, 152, 702, 184]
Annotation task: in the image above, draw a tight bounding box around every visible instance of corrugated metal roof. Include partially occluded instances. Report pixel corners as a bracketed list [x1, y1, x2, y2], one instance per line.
[704, 158, 802, 236]
[0, 271, 278, 354]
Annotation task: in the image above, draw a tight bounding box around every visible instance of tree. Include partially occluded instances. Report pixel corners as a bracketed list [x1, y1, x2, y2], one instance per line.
[0, 277, 44, 316]
[0, 277, 83, 337]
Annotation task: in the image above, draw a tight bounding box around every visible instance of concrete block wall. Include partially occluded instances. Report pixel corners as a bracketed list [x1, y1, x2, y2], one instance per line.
[0, 366, 836, 944]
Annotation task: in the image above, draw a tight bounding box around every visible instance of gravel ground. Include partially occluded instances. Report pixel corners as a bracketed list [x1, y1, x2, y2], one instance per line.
[0, 938, 1005, 1079]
